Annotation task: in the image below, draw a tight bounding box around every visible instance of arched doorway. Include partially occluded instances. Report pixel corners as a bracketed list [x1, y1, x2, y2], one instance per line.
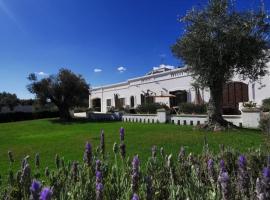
[92, 98, 101, 112]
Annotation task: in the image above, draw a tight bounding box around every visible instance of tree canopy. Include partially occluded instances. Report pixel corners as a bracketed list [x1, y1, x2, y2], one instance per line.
[0, 92, 19, 111]
[172, 0, 270, 130]
[27, 69, 89, 120]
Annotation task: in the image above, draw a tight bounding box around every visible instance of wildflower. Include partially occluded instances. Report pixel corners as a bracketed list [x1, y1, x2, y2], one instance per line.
[96, 171, 102, 183]
[100, 129, 105, 154]
[30, 180, 42, 200]
[8, 151, 14, 163]
[55, 154, 60, 169]
[72, 162, 79, 182]
[96, 160, 101, 172]
[20, 163, 31, 194]
[145, 176, 152, 200]
[218, 171, 231, 200]
[219, 160, 226, 172]
[96, 182, 103, 200]
[132, 193, 139, 200]
[120, 127, 125, 142]
[120, 143, 126, 158]
[207, 159, 216, 182]
[84, 142, 92, 166]
[113, 142, 118, 154]
[151, 145, 157, 159]
[256, 167, 270, 200]
[35, 153, 40, 168]
[160, 147, 164, 157]
[237, 155, 250, 198]
[40, 187, 53, 200]
[21, 155, 30, 169]
[178, 146, 185, 161]
[132, 155, 140, 193]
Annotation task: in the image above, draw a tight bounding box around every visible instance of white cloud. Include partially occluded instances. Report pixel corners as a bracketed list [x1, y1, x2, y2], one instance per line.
[94, 68, 102, 73]
[153, 64, 175, 70]
[35, 71, 48, 76]
[117, 66, 127, 73]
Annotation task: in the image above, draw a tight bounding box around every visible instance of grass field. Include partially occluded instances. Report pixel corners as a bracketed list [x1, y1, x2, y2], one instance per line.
[0, 119, 268, 174]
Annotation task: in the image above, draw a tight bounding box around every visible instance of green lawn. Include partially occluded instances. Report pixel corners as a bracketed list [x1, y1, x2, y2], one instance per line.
[0, 119, 267, 174]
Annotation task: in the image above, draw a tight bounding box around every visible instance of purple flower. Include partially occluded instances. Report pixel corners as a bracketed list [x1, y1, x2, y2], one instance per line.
[35, 153, 40, 168]
[208, 159, 214, 170]
[238, 155, 247, 169]
[220, 160, 226, 172]
[96, 160, 101, 171]
[96, 183, 103, 200]
[96, 171, 102, 183]
[263, 167, 270, 179]
[84, 142, 92, 166]
[30, 180, 42, 200]
[132, 193, 139, 200]
[120, 143, 126, 158]
[96, 182, 103, 191]
[100, 129, 105, 154]
[218, 172, 230, 200]
[132, 156, 140, 169]
[40, 188, 52, 200]
[120, 127, 125, 142]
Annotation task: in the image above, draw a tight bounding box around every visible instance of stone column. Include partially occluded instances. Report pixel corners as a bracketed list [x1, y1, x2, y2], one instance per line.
[157, 108, 167, 123]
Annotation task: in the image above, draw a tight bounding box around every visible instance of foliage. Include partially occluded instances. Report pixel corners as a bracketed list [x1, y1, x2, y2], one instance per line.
[0, 127, 269, 199]
[243, 101, 257, 109]
[261, 98, 270, 112]
[172, 0, 270, 127]
[136, 103, 169, 114]
[0, 111, 59, 123]
[0, 92, 19, 111]
[27, 69, 89, 121]
[179, 103, 207, 114]
[259, 114, 270, 135]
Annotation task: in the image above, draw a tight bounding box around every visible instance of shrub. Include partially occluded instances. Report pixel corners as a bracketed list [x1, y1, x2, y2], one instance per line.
[136, 103, 169, 114]
[259, 114, 270, 135]
[179, 103, 207, 114]
[243, 101, 257, 108]
[261, 98, 270, 112]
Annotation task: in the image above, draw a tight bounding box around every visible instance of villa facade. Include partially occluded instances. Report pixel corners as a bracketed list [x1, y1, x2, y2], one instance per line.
[89, 64, 270, 113]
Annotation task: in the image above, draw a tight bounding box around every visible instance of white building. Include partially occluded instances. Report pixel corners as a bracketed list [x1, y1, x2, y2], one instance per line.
[89, 64, 270, 113]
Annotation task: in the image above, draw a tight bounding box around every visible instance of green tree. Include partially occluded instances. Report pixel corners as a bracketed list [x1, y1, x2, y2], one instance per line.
[0, 92, 19, 111]
[27, 69, 89, 121]
[172, 0, 270, 130]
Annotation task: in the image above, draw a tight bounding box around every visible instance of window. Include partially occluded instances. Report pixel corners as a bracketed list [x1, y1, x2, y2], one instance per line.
[119, 98, 125, 107]
[130, 96, 135, 107]
[106, 99, 111, 107]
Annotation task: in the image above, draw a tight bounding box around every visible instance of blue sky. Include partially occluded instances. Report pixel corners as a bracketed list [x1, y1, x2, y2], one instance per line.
[0, 0, 269, 98]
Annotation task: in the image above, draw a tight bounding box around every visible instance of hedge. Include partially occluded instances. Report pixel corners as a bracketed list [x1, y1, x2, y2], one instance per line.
[0, 111, 59, 123]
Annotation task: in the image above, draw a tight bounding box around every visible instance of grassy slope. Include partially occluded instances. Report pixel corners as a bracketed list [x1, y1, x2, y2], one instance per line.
[0, 119, 266, 174]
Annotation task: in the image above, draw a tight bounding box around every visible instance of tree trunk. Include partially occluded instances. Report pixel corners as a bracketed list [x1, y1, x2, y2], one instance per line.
[58, 105, 72, 121]
[205, 83, 231, 131]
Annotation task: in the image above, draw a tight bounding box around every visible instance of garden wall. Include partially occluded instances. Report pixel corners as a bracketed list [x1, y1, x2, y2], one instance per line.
[122, 109, 261, 129]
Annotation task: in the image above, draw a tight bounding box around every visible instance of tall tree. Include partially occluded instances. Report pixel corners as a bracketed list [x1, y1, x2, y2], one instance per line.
[0, 92, 19, 111]
[172, 0, 270, 130]
[27, 69, 89, 121]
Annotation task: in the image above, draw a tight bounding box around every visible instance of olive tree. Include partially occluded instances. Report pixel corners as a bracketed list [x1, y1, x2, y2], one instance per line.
[172, 0, 270, 130]
[27, 69, 89, 121]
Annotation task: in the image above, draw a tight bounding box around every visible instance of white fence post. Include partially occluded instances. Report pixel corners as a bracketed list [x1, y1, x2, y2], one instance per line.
[157, 109, 167, 123]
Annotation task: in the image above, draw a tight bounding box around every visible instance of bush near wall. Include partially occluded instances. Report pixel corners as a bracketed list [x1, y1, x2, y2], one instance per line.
[136, 103, 169, 114]
[179, 103, 207, 114]
[259, 113, 270, 135]
[0, 111, 59, 123]
[262, 98, 270, 112]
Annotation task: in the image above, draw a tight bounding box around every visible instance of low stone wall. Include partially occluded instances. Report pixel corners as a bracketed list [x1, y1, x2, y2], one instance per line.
[123, 109, 261, 129]
[122, 114, 158, 123]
